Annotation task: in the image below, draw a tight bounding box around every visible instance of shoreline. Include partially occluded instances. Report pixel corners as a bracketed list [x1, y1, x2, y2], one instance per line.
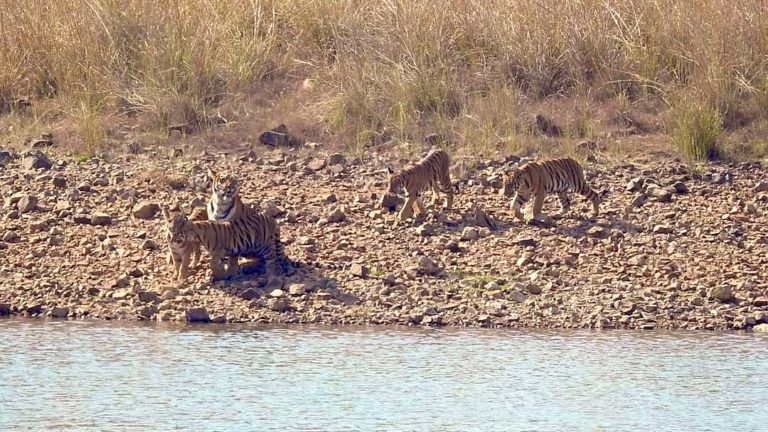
[1, 145, 767, 331]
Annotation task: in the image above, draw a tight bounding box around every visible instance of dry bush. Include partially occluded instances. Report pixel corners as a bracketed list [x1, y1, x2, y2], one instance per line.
[1, 0, 767, 157]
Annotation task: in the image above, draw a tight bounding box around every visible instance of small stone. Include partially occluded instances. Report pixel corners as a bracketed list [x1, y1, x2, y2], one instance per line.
[3, 231, 20, 243]
[516, 255, 533, 267]
[626, 177, 645, 192]
[22, 151, 52, 170]
[417, 256, 442, 276]
[132, 202, 160, 220]
[379, 194, 403, 211]
[672, 181, 688, 194]
[417, 224, 435, 237]
[26, 304, 43, 315]
[752, 297, 768, 307]
[461, 227, 479, 241]
[653, 225, 673, 234]
[526, 284, 542, 295]
[514, 237, 537, 247]
[77, 182, 92, 192]
[17, 195, 37, 213]
[306, 158, 327, 171]
[753, 324, 768, 333]
[708, 286, 734, 302]
[113, 289, 133, 300]
[648, 186, 673, 203]
[329, 153, 346, 165]
[50, 307, 69, 318]
[240, 289, 260, 300]
[161, 289, 178, 300]
[268, 298, 290, 312]
[338, 293, 360, 306]
[509, 291, 528, 303]
[140, 239, 158, 250]
[327, 208, 346, 223]
[382, 274, 397, 286]
[270, 289, 285, 298]
[473, 208, 497, 231]
[288, 284, 307, 296]
[349, 264, 369, 278]
[52, 175, 67, 188]
[587, 226, 611, 239]
[138, 291, 160, 304]
[91, 213, 112, 226]
[73, 214, 91, 224]
[444, 241, 462, 253]
[754, 181, 768, 193]
[186, 307, 210, 323]
[630, 193, 647, 208]
[0, 304, 11, 315]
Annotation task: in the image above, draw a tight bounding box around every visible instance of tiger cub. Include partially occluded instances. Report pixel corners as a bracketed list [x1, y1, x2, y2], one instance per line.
[162, 206, 207, 282]
[380, 149, 455, 225]
[207, 167, 248, 222]
[163, 207, 294, 282]
[500, 157, 601, 226]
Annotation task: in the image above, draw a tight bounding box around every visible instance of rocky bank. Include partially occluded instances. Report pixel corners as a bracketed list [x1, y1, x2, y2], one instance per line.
[1, 144, 767, 330]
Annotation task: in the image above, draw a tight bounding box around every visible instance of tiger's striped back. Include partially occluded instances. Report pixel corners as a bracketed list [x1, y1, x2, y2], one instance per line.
[501, 157, 601, 223]
[387, 149, 454, 197]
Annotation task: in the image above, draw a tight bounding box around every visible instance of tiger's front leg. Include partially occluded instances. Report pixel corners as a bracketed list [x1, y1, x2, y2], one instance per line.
[528, 192, 555, 226]
[511, 192, 527, 222]
[395, 194, 418, 226]
[190, 241, 202, 268]
[224, 255, 240, 279]
[178, 249, 193, 282]
[556, 192, 571, 218]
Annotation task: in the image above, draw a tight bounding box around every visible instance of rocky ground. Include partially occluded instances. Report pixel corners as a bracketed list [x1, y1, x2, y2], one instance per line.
[1, 141, 768, 331]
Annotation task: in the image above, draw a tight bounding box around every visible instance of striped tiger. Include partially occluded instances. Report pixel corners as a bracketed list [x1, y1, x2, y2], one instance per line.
[207, 167, 248, 222]
[163, 206, 294, 282]
[380, 149, 456, 225]
[162, 206, 207, 281]
[500, 157, 601, 225]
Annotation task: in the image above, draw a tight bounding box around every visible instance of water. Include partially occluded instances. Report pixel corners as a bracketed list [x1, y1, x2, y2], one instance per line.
[0, 319, 766, 431]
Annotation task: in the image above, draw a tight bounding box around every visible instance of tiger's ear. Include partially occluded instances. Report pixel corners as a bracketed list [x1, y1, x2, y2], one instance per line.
[386, 166, 394, 175]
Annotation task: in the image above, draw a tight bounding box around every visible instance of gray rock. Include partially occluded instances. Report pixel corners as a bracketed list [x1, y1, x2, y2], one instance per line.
[349, 264, 369, 278]
[240, 288, 261, 300]
[630, 193, 647, 208]
[510, 291, 528, 303]
[327, 207, 346, 223]
[52, 175, 67, 188]
[753, 324, 768, 333]
[672, 181, 688, 194]
[626, 177, 645, 192]
[514, 237, 537, 247]
[461, 227, 479, 241]
[91, 213, 112, 226]
[0, 149, 19, 165]
[138, 291, 160, 304]
[288, 284, 308, 296]
[417, 256, 442, 276]
[132, 202, 160, 220]
[268, 297, 290, 312]
[0, 303, 11, 315]
[306, 158, 327, 171]
[653, 225, 673, 234]
[17, 195, 37, 213]
[140, 239, 158, 250]
[2, 231, 20, 243]
[22, 151, 52, 170]
[416, 224, 435, 237]
[587, 226, 611, 239]
[328, 153, 346, 165]
[186, 307, 210, 323]
[270, 289, 286, 298]
[755, 181, 768, 193]
[708, 286, 734, 302]
[648, 186, 673, 203]
[50, 307, 69, 318]
[259, 124, 290, 147]
[73, 214, 92, 224]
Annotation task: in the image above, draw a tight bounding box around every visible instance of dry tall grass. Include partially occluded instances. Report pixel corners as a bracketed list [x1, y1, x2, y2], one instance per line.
[2, 0, 768, 159]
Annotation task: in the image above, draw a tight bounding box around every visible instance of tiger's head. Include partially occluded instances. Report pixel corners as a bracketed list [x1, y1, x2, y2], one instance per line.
[500, 169, 522, 197]
[208, 167, 239, 207]
[379, 166, 405, 212]
[161, 208, 192, 250]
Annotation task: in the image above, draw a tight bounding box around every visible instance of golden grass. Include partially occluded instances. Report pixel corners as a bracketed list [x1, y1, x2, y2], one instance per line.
[1, 0, 768, 158]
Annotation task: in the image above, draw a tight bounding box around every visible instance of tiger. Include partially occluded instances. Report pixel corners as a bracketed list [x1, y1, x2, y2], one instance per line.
[380, 149, 456, 225]
[500, 157, 601, 226]
[162, 206, 207, 281]
[162, 206, 294, 282]
[207, 167, 248, 222]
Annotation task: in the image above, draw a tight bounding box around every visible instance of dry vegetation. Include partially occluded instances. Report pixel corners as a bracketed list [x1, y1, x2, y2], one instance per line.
[2, 0, 768, 162]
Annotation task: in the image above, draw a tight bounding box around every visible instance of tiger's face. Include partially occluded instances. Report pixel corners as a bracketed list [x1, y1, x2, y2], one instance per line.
[161, 209, 191, 250]
[500, 170, 521, 197]
[208, 168, 239, 206]
[380, 167, 404, 212]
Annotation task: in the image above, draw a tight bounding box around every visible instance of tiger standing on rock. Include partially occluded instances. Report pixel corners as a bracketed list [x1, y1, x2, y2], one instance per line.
[162, 206, 207, 281]
[500, 157, 601, 226]
[161, 206, 294, 283]
[380, 149, 456, 226]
